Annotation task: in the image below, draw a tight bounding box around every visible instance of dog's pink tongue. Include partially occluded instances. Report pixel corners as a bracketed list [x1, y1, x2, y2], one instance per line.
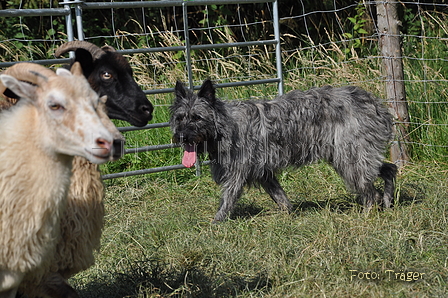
[182, 144, 196, 168]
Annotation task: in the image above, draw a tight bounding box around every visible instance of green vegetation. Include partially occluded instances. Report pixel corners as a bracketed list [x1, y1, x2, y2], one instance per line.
[1, 2, 447, 297]
[72, 162, 448, 297]
[402, 10, 448, 161]
[104, 9, 448, 180]
[84, 8, 447, 297]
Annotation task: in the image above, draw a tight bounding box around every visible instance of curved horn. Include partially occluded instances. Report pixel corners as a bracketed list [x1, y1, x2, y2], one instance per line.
[0, 63, 56, 96]
[55, 41, 106, 60]
[101, 45, 116, 53]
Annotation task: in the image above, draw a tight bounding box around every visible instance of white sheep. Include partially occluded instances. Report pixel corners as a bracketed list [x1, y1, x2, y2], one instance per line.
[0, 62, 120, 298]
[0, 60, 127, 297]
[17, 102, 122, 298]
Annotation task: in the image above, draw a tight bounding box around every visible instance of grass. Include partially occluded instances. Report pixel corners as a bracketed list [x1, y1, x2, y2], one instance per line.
[75, 12, 447, 296]
[98, 9, 447, 181]
[76, 12, 447, 294]
[1, 6, 447, 297]
[71, 161, 448, 297]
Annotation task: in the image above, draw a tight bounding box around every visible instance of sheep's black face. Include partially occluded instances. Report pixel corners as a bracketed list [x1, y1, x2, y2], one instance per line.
[76, 50, 154, 127]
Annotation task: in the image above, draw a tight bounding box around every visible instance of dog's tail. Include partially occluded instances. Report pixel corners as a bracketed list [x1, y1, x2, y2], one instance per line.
[379, 162, 398, 208]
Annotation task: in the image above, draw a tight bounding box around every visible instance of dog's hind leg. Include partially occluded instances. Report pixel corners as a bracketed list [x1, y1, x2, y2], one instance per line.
[332, 161, 381, 211]
[259, 176, 293, 213]
[214, 181, 245, 222]
[379, 162, 397, 208]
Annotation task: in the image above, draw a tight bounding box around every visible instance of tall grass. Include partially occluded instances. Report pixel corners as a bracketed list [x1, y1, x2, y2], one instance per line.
[72, 161, 448, 297]
[100, 10, 448, 184]
[82, 13, 448, 296]
[402, 11, 448, 161]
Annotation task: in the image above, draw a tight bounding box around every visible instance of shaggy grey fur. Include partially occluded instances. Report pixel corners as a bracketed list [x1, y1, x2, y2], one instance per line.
[170, 80, 397, 222]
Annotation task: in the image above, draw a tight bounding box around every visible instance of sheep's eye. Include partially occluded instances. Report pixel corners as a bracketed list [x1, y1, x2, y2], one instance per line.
[102, 72, 113, 80]
[49, 103, 63, 110]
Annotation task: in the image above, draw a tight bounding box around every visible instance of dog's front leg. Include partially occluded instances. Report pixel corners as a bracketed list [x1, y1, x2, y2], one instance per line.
[213, 181, 245, 222]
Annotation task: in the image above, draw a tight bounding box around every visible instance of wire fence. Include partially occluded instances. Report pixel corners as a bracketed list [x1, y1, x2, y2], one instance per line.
[1, 0, 447, 179]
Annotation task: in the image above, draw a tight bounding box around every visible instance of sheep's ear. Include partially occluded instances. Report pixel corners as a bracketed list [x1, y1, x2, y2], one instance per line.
[74, 48, 95, 78]
[56, 67, 73, 77]
[69, 62, 83, 76]
[174, 81, 187, 100]
[197, 79, 216, 103]
[0, 75, 37, 100]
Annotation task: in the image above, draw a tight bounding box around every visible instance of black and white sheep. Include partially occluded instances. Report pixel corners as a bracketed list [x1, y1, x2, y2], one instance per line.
[55, 41, 153, 127]
[0, 62, 121, 298]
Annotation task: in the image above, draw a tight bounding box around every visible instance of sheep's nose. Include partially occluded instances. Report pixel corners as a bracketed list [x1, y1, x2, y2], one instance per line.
[139, 104, 153, 119]
[95, 138, 112, 156]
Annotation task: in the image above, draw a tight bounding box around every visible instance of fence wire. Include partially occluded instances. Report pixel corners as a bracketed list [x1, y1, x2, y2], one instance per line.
[1, 0, 447, 178]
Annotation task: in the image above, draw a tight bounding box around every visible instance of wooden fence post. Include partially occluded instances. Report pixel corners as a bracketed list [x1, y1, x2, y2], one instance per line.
[376, 0, 410, 168]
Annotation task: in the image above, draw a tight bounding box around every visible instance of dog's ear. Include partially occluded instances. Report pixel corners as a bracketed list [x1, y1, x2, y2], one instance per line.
[198, 79, 216, 102]
[175, 81, 187, 99]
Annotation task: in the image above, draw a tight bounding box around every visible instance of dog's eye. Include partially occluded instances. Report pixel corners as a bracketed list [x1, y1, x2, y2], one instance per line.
[192, 115, 201, 122]
[176, 115, 185, 122]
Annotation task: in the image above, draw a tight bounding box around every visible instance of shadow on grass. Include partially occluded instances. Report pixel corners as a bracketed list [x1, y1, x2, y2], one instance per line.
[293, 183, 426, 213]
[294, 196, 356, 213]
[74, 258, 271, 298]
[395, 182, 426, 206]
[228, 181, 427, 220]
[230, 201, 265, 220]
[293, 182, 427, 213]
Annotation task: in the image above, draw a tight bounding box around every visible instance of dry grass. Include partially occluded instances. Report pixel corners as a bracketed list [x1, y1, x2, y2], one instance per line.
[72, 162, 448, 297]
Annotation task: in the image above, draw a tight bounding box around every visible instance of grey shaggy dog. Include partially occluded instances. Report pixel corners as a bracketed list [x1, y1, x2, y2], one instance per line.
[170, 80, 397, 222]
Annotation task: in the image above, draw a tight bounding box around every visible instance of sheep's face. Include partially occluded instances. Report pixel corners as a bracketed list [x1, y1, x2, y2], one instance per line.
[39, 69, 122, 164]
[0, 63, 123, 164]
[86, 51, 153, 127]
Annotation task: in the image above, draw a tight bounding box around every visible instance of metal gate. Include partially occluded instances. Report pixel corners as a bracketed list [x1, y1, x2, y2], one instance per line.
[0, 0, 283, 179]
